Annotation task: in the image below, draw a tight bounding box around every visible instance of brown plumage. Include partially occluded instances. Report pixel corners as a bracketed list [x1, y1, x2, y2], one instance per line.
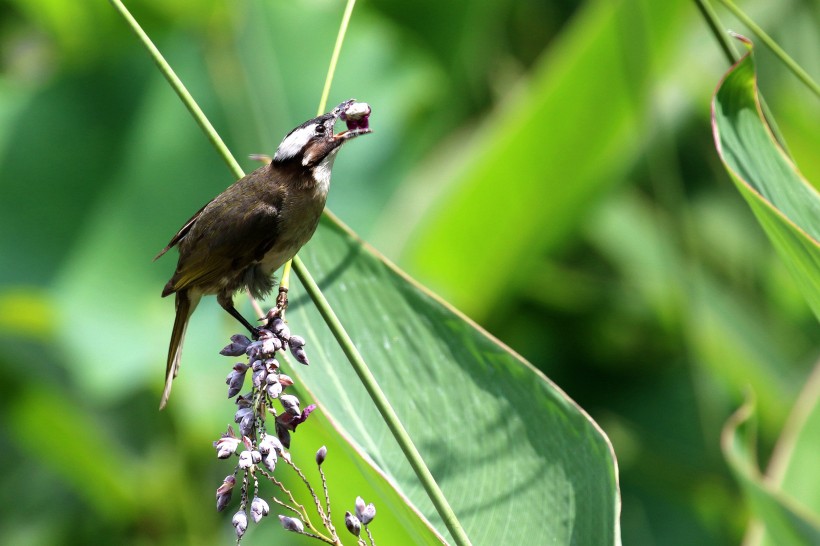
[155, 100, 371, 408]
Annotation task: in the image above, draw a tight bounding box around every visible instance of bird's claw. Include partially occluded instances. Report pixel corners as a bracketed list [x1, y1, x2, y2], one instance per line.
[261, 287, 289, 327]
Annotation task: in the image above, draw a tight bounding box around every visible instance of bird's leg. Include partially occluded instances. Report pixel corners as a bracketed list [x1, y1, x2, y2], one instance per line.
[262, 286, 289, 326]
[217, 292, 261, 338]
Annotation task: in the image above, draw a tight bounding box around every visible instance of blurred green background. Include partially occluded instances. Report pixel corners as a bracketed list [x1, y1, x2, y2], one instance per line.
[0, 0, 818, 544]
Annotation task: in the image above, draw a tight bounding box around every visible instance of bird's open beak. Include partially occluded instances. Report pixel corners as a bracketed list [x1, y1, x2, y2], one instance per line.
[332, 99, 372, 141]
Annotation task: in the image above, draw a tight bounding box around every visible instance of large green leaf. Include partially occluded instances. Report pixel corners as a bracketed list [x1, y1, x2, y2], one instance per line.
[387, 0, 692, 320]
[275, 216, 621, 545]
[40, 27, 620, 543]
[711, 36, 820, 321]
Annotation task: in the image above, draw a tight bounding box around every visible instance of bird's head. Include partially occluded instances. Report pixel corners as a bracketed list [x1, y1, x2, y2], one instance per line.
[272, 99, 371, 169]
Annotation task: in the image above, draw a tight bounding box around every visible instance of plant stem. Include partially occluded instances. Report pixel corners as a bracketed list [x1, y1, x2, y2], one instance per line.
[720, 0, 820, 98]
[107, 0, 244, 180]
[692, 0, 790, 152]
[293, 257, 473, 546]
[691, 0, 738, 64]
[318, 0, 358, 116]
[281, 0, 357, 294]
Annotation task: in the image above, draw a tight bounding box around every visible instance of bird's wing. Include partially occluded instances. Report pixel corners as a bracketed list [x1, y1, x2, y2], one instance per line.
[165, 192, 283, 295]
[153, 202, 209, 261]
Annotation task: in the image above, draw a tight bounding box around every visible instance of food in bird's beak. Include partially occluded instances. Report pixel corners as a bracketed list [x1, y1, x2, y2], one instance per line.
[341, 101, 371, 132]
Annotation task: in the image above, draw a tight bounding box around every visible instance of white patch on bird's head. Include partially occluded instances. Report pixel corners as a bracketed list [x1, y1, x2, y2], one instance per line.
[311, 148, 339, 195]
[273, 124, 317, 162]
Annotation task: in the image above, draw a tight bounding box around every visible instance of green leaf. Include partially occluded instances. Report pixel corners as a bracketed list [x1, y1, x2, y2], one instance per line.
[721, 395, 820, 545]
[712, 36, 820, 321]
[747, 364, 820, 546]
[276, 216, 621, 544]
[389, 0, 692, 320]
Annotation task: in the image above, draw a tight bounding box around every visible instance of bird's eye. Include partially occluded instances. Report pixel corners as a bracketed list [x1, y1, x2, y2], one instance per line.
[315, 124, 326, 134]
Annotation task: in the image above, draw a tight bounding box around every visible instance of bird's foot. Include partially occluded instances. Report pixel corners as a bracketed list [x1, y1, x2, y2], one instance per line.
[261, 287, 289, 327]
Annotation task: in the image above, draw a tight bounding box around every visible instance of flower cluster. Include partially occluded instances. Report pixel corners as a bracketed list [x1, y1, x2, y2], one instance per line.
[212, 319, 316, 540]
[208, 318, 377, 545]
[345, 496, 377, 544]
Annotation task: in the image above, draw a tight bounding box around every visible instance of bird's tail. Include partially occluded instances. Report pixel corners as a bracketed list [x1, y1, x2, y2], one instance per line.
[159, 290, 201, 409]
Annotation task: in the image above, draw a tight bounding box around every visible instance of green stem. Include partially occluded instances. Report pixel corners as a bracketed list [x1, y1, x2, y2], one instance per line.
[292, 257, 473, 546]
[719, 0, 820, 98]
[691, 0, 738, 64]
[317, 0, 358, 116]
[693, 0, 789, 153]
[281, 0, 356, 293]
[108, 0, 244, 180]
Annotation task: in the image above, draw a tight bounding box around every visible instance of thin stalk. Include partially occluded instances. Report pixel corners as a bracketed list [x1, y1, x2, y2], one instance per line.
[317, 0, 358, 116]
[292, 256, 473, 546]
[281, 0, 356, 293]
[720, 0, 820, 99]
[692, 0, 738, 64]
[692, 0, 789, 152]
[108, 0, 243, 180]
[112, 1, 471, 543]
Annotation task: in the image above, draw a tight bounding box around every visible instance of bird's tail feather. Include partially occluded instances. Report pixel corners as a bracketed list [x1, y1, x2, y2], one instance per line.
[159, 290, 201, 409]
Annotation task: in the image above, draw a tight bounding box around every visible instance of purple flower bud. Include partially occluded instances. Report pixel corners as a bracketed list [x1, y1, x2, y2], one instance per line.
[275, 421, 291, 449]
[262, 450, 277, 472]
[232, 510, 248, 538]
[216, 475, 236, 496]
[302, 404, 316, 420]
[270, 318, 290, 339]
[360, 502, 376, 525]
[252, 368, 267, 388]
[278, 515, 304, 533]
[220, 334, 252, 356]
[239, 412, 255, 437]
[238, 450, 254, 469]
[215, 475, 235, 512]
[213, 436, 241, 459]
[275, 404, 315, 441]
[226, 364, 248, 398]
[292, 347, 309, 366]
[355, 496, 366, 520]
[265, 358, 279, 372]
[251, 359, 265, 372]
[266, 381, 282, 399]
[216, 492, 232, 512]
[345, 511, 361, 536]
[315, 445, 327, 466]
[246, 341, 262, 361]
[288, 335, 305, 349]
[261, 336, 282, 355]
[234, 407, 253, 424]
[280, 394, 300, 416]
[258, 433, 284, 455]
[250, 496, 270, 523]
[278, 374, 294, 387]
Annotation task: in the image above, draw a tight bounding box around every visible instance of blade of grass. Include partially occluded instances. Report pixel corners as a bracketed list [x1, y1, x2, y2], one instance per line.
[109, 1, 472, 543]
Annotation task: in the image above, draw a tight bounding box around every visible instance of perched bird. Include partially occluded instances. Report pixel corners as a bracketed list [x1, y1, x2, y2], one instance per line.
[155, 99, 371, 409]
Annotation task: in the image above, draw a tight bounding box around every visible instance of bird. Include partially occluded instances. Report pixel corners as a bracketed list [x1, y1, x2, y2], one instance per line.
[154, 99, 371, 409]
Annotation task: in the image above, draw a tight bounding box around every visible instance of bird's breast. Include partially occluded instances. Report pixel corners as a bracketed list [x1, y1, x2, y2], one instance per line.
[257, 185, 327, 276]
